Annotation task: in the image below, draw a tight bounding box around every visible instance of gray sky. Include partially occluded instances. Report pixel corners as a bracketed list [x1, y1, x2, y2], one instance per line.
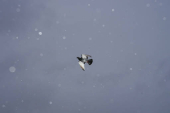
[0, 0, 170, 113]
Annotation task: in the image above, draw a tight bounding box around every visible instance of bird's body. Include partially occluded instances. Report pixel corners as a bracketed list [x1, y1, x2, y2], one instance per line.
[77, 54, 93, 71]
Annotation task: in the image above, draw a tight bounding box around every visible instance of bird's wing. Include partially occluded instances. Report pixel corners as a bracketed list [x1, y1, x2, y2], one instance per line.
[78, 61, 85, 71]
[81, 54, 91, 59]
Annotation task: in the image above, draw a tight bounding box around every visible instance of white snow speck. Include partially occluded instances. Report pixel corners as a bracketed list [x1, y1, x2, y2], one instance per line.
[37, 38, 39, 40]
[112, 9, 115, 12]
[40, 53, 43, 57]
[63, 36, 66, 39]
[88, 4, 90, 6]
[93, 18, 96, 21]
[49, 101, 52, 104]
[56, 21, 60, 24]
[89, 38, 92, 40]
[16, 37, 18, 39]
[134, 53, 137, 55]
[9, 66, 16, 73]
[159, 3, 162, 6]
[163, 17, 167, 21]
[35, 28, 38, 31]
[2, 105, 5, 108]
[130, 68, 133, 70]
[16, 8, 20, 12]
[38, 32, 42, 35]
[146, 3, 150, 7]
[102, 24, 105, 27]
[58, 84, 61, 87]
[21, 100, 24, 103]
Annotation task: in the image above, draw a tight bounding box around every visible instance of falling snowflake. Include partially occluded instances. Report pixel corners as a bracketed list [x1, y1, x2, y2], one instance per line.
[21, 100, 24, 103]
[38, 32, 42, 35]
[16, 37, 18, 39]
[35, 28, 38, 31]
[2, 105, 5, 108]
[102, 24, 105, 27]
[9, 66, 16, 73]
[40, 53, 43, 57]
[159, 3, 162, 6]
[130, 68, 133, 71]
[49, 101, 53, 105]
[88, 4, 90, 6]
[163, 17, 167, 21]
[89, 38, 92, 40]
[58, 84, 61, 87]
[93, 18, 96, 21]
[63, 36, 66, 39]
[134, 53, 137, 55]
[16, 8, 20, 12]
[112, 9, 115, 12]
[146, 3, 150, 7]
[56, 21, 60, 24]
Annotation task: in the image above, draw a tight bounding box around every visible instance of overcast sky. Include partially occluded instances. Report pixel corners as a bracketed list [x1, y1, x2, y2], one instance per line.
[0, 0, 170, 113]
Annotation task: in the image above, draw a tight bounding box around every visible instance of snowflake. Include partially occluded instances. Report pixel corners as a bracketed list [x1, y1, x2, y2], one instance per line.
[88, 4, 90, 6]
[49, 101, 52, 105]
[102, 24, 105, 27]
[159, 3, 162, 6]
[130, 68, 133, 71]
[58, 84, 61, 87]
[9, 66, 16, 73]
[112, 9, 115, 12]
[16, 37, 18, 39]
[38, 32, 42, 35]
[63, 36, 66, 39]
[89, 38, 92, 40]
[35, 28, 38, 31]
[16, 8, 20, 12]
[40, 53, 43, 57]
[2, 105, 5, 108]
[163, 17, 167, 21]
[146, 3, 150, 7]
[134, 53, 137, 55]
[56, 21, 60, 24]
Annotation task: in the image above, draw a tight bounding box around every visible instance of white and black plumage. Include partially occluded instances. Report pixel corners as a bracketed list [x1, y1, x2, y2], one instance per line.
[77, 54, 93, 71]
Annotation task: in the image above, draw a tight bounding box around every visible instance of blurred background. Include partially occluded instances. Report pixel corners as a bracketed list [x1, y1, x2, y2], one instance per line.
[0, 0, 170, 113]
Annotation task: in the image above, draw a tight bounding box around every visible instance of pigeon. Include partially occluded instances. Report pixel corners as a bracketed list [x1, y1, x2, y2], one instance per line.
[77, 54, 93, 71]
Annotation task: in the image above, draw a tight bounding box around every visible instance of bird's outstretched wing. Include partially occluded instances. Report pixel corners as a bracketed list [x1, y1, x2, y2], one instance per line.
[78, 61, 85, 71]
[81, 54, 92, 59]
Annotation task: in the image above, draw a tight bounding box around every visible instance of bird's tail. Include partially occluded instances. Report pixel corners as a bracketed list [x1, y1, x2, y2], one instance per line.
[87, 59, 93, 65]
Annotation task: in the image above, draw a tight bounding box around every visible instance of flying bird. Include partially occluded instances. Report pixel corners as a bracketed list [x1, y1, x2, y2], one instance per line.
[77, 54, 93, 71]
